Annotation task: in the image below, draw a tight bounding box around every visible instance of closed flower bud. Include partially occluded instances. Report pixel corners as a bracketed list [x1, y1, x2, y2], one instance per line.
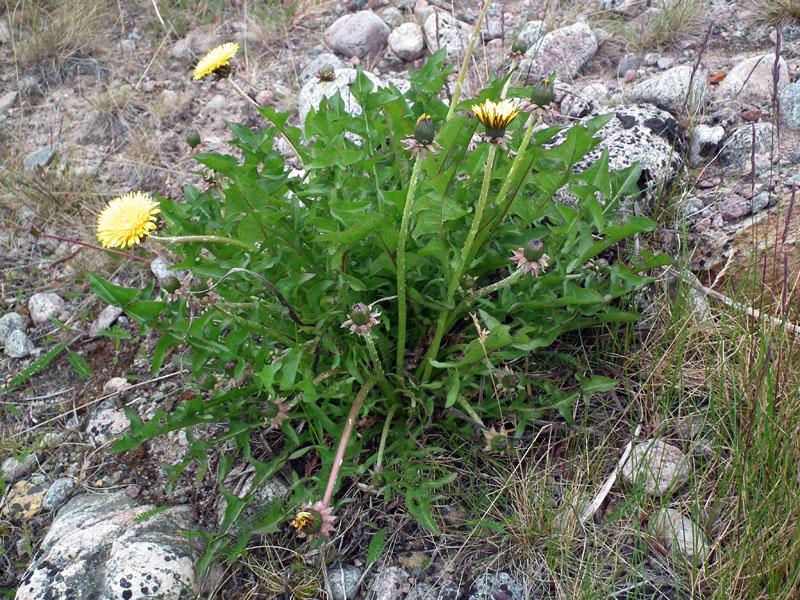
[349, 303, 371, 326]
[501, 371, 520, 390]
[413, 114, 436, 145]
[185, 131, 201, 148]
[189, 278, 208, 298]
[511, 38, 528, 54]
[162, 276, 181, 294]
[200, 374, 217, 390]
[530, 74, 555, 107]
[522, 239, 545, 262]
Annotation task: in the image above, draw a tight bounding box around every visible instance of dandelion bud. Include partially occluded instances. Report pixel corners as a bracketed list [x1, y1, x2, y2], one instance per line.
[317, 64, 335, 82]
[530, 74, 555, 108]
[522, 239, 545, 262]
[413, 114, 436, 145]
[185, 131, 201, 148]
[349, 303, 371, 326]
[501, 370, 520, 390]
[162, 276, 181, 294]
[511, 38, 528, 54]
[200, 374, 217, 390]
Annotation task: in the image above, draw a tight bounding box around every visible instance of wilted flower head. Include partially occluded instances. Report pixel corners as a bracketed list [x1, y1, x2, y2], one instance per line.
[291, 500, 336, 540]
[483, 425, 513, 454]
[268, 396, 290, 427]
[402, 113, 443, 159]
[193, 42, 239, 81]
[341, 302, 381, 336]
[316, 64, 336, 82]
[511, 239, 549, 277]
[471, 98, 519, 145]
[97, 192, 160, 249]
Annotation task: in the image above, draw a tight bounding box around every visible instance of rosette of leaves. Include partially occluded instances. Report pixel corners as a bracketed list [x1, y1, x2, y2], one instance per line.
[89, 48, 667, 562]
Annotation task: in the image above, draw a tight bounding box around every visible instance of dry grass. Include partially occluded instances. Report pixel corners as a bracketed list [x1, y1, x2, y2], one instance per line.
[5, 0, 114, 68]
[751, 0, 800, 23]
[599, 0, 705, 51]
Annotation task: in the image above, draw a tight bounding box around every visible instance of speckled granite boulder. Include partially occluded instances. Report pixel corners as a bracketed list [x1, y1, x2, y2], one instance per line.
[16, 492, 202, 600]
[547, 104, 683, 209]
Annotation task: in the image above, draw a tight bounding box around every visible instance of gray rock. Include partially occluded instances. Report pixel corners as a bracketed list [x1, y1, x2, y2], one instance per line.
[368, 565, 409, 600]
[28, 292, 65, 326]
[42, 478, 75, 510]
[650, 508, 710, 567]
[389, 22, 425, 61]
[630, 66, 706, 114]
[548, 104, 682, 209]
[657, 56, 675, 70]
[1, 455, 34, 482]
[88, 304, 124, 337]
[560, 81, 608, 118]
[716, 53, 789, 106]
[85, 403, 131, 447]
[23, 146, 56, 173]
[4, 329, 34, 358]
[150, 257, 171, 280]
[379, 6, 403, 29]
[616, 53, 640, 77]
[621, 438, 691, 496]
[298, 68, 385, 131]
[791, 149, 800, 165]
[15, 493, 201, 600]
[718, 123, 778, 170]
[18, 75, 43, 99]
[205, 93, 228, 111]
[300, 52, 346, 84]
[517, 20, 547, 48]
[325, 10, 390, 59]
[423, 11, 471, 65]
[0, 90, 18, 113]
[468, 572, 526, 600]
[688, 124, 725, 167]
[0, 19, 10, 44]
[329, 564, 362, 600]
[481, 18, 503, 42]
[0, 312, 25, 345]
[779, 81, 800, 131]
[750, 191, 772, 213]
[521, 21, 597, 81]
[600, 0, 646, 17]
[643, 52, 660, 66]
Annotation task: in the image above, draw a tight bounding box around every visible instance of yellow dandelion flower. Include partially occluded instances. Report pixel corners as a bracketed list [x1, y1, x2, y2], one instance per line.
[193, 42, 239, 81]
[471, 98, 519, 140]
[97, 192, 160, 249]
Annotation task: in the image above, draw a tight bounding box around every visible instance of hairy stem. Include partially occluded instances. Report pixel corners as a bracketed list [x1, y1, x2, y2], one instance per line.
[148, 234, 255, 253]
[396, 156, 424, 370]
[420, 143, 498, 381]
[446, 0, 492, 122]
[322, 378, 375, 506]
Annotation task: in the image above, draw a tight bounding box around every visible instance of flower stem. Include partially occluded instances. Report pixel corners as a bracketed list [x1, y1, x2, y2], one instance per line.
[226, 76, 305, 169]
[445, 0, 492, 122]
[322, 378, 375, 506]
[375, 403, 400, 472]
[396, 156, 424, 370]
[419, 143, 498, 381]
[475, 113, 538, 250]
[148, 234, 255, 253]
[1, 225, 149, 263]
[363, 334, 391, 400]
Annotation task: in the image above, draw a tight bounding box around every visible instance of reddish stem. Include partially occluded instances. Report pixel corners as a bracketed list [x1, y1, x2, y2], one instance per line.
[2, 224, 149, 263]
[322, 379, 375, 506]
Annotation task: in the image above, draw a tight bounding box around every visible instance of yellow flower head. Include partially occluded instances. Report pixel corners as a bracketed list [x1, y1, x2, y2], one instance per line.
[97, 192, 160, 249]
[193, 42, 239, 81]
[471, 98, 519, 139]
